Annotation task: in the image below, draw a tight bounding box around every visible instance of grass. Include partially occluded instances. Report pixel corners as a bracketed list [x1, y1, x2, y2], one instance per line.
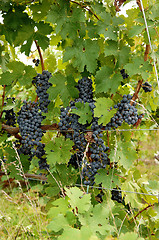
[0, 185, 51, 240]
[136, 130, 159, 181]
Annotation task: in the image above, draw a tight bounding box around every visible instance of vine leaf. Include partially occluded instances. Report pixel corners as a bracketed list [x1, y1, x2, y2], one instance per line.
[95, 66, 122, 94]
[104, 40, 118, 57]
[109, 141, 137, 169]
[48, 73, 78, 107]
[128, 25, 145, 38]
[119, 232, 144, 240]
[0, 61, 36, 86]
[63, 39, 99, 73]
[57, 227, 95, 240]
[95, 168, 120, 189]
[65, 187, 91, 214]
[122, 181, 143, 208]
[71, 102, 92, 124]
[124, 57, 152, 79]
[47, 214, 70, 233]
[94, 98, 117, 125]
[45, 136, 73, 166]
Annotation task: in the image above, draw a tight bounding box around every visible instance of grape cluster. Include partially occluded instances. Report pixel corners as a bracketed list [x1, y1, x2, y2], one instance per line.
[142, 81, 152, 93]
[32, 70, 52, 113]
[3, 108, 16, 127]
[58, 77, 94, 152]
[95, 190, 104, 203]
[81, 118, 109, 186]
[3, 97, 16, 127]
[106, 94, 139, 130]
[68, 151, 83, 169]
[59, 77, 109, 186]
[17, 101, 49, 170]
[111, 187, 124, 204]
[75, 76, 94, 103]
[120, 69, 129, 79]
[82, 160, 107, 186]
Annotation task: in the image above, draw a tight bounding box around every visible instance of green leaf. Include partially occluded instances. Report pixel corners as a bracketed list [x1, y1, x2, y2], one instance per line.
[94, 98, 117, 125]
[95, 168, 120, 189]
[0, 71, 16, 85]
[1, 6, 34, 46]
[36, 21, 53, 36]
[78, 203, 115, 236]
[119, 232, 144, 240]
[59, 226, 100, 240]
[47, 214, 70, 232]
[48, 197, 70, 218]
[104, 40, 118, 57]
[45, 186, 60, 197]
[30, 0, 52, 21]
[118, 45, 131, 67]
[14, 23, 34, 47]
[71, 102, 93, 124]
[45, 136, 73, 166]
[71, 8, 85, 22]
[34, 32, 50, 51]
[95, 67, 122, 94]
[63, 39, 99, 73]
[20, 36, 34, 56]
[128, 25, 145, 38]
[109, 141, 137, 169]
[65, 187, 91, 214]
[104, 26, 118, 41]
[0, 61, 36, 86]
[124, 57, 152, 79]
[48, 73, 78, 106]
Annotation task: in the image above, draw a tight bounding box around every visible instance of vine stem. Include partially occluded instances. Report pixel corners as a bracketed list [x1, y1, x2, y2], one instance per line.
[34, 40, 45, 102]
[131, 79, 143, 104]
[0, 85, 6, 119]
[0, 170, 47, 181]
[70, 0, 99, 20]
[136, 0, 142, 12]
[34, 40, 45, 72]
[131, 203, 154, 222]
[106, 130, 110, 152]
[114, 0, 127, 12]
[144, 44, 150, 61]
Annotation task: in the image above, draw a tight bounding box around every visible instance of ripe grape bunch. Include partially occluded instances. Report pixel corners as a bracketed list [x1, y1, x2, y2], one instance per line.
[32, 70, 52, 113]
[3, 97, 16, 127]
[17, 70, 52, 170]
[68, 151, 83, 169]
[58, 77, 94, 151]
[106, 94, 140, 130]
[59, 77, 110, 185]
[82, 117, 109, 186]
[3, 108, 16, 127]
[111, 187, 124, 204]
[17, 101, 49, 170]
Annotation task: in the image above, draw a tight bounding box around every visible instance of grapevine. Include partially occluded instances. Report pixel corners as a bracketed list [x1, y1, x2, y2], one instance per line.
[0, 1, 158, 239]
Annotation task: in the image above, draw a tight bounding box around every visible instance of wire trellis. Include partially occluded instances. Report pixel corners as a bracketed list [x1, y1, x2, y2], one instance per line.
[140, 0, 159, 88]
[22, 177, 159, 199]
[75, 184, 159, 198]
